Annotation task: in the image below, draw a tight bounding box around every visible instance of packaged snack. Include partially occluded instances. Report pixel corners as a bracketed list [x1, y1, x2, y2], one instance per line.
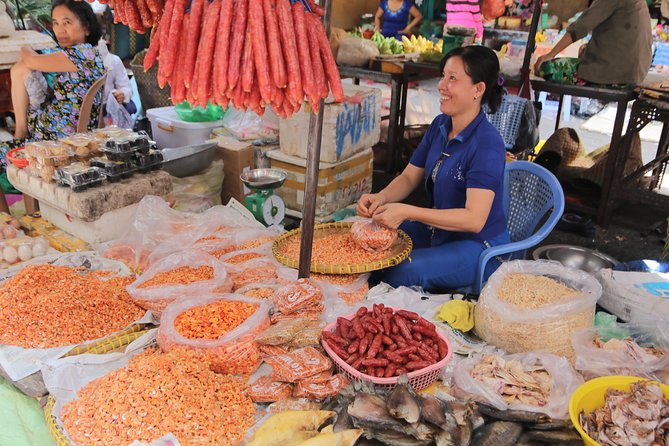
[248, 375, 294, 403]
[103, 132, 152, 161]
[25, 141, 74, 182]
[54, 163, 105, 192]
[287, 321, 326, 349]
[265, 347, 332, 382]
[259, 344, 290, 358]
[132, 150, 164, 173]
[256, 319, 310, 345]
[89, 157, 136, 182]
[294, 374, 349, 400]
[268, 397, 322, 413]
[61, 133, 103, 159]
[350, 219, 397, 252]
[272, 279, 324, 315]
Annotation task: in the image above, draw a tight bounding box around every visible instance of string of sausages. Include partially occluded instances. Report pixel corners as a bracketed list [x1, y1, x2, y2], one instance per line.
[132, 0, 344, 117]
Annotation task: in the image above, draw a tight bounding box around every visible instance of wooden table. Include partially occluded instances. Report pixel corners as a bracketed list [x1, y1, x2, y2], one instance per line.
[530, 80, 638, 227]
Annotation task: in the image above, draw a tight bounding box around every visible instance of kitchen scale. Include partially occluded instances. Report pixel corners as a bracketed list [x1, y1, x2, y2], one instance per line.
[240, 168, 288, 226]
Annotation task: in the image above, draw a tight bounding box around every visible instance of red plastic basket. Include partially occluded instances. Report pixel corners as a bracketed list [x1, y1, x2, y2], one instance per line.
[7, 147, 29, 168]
[321, 307, 453, 391]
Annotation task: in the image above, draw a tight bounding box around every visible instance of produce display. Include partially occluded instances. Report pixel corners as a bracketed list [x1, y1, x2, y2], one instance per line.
[60, 348, 256, 446]
[579, 380, 668, 446]
[322, 305, 449, 378]
[401, 35, 443, 55]
[370, 31, 403, 55]
[142, 0, 343, 116]
[0, 265, 143, 348]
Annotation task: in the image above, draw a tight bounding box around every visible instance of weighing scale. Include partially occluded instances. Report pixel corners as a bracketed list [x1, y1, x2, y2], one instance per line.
[240, 168, 288, 226]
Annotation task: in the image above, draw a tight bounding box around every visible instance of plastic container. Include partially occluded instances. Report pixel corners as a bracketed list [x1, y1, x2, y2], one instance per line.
[569, 376, 669, 446]
[54, 163, 105, 192]
[24, 141, 75, 183]
[146, 106, 226, 149]
[60, 133, 104, 160]
[132, 150, 164, 173]
[103, 132, 152, 161]
[321, 307, 453, 391]
[89, 157, 136, 182]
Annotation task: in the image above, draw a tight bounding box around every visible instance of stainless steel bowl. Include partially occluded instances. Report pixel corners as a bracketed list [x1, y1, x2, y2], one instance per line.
[240, 168, 287, 190]
[160, 142, 217, 177]
[533, 244, 619, 273]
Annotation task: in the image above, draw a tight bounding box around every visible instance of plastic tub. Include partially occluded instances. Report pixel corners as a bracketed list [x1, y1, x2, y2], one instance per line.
[321, 307, 452, 391]
[569, 376, 669, 446]
[146, 106, 225, 149]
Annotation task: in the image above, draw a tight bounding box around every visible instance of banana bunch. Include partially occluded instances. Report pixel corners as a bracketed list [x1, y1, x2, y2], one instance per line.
[402, 35, 443, 54]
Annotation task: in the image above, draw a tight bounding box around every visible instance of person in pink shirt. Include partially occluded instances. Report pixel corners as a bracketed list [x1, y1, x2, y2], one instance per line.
[444, 0, 483, 41]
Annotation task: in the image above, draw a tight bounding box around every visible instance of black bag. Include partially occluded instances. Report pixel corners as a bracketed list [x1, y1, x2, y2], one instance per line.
[512, 100, 541, 156]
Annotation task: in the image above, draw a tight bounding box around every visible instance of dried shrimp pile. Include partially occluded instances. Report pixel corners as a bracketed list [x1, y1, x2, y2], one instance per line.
[137, 265, 214, 288]
[276, 233, 391, 266]
[0, 265, 143, 348]
[60, 348, 256, 446]
[580, 381, 668, 446]
[174, 300, 259, 340]
[470, 355, 553, 407]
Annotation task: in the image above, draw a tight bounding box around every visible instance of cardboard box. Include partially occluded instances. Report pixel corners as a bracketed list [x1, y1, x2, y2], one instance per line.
[279, 84, 381, 163]
[216, 136, 256, 205]
[267, 148, 373, 222]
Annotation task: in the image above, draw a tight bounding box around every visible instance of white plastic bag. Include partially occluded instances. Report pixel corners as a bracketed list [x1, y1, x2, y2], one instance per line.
[312, 273, 370, 306]
[105, 94, 135, 129]
[222, 107, 279, 140]
[572, 317, 669, 380]
[127, 250, 232, 316]
[474, 260, 602, 360]
[453, 352, 584, 419]
[156, 294, 270, 375]
[336, 37, 379, 67]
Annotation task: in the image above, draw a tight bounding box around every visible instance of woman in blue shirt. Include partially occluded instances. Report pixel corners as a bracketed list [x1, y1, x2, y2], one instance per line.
[374, 0, 423, 39]
[358, 46, 510, 292]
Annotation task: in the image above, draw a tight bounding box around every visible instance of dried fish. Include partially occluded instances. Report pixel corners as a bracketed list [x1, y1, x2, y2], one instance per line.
[363, 429, 432, 446]
[470, 421, 523, 446]
[522, 428, 583, 443]
[476, 403, 552, 424]
[333, 404, 354, 433]
[580, 380, 669, 446]
[349, 393, 407, 432]
[388, 375, 421, 424]
[419, 395, 458, 431]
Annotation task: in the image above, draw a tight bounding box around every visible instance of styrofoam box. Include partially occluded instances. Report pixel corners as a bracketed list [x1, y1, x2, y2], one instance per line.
[267, 148, 373, 220]
[596, 269, 669, 322]
[39, 201, 140, 244]
[279, 84, 382, 163]
[146, 107, 225, 149]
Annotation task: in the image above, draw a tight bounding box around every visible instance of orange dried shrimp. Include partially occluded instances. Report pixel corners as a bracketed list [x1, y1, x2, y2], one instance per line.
[351, 220, 398, 252]
[174, 300, 258, 340]
[276, 233, 391, 265]
[60, 348, 256, 446]
[312, 273, 369, 304]
[0, 265, 143, 349]
[230, 264, 278, 291]
[138, 266, 214, 288]
[224, 252, 267, 265]
[239, 236, 276, 250]
[242, 287, 277, 299]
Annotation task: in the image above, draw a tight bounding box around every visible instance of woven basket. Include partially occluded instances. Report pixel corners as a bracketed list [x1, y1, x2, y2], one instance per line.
[581, 133, 643, 187]
[272, 222, 412, 274]
[541, 127, 585, 166]
[129, 50, 172, 113]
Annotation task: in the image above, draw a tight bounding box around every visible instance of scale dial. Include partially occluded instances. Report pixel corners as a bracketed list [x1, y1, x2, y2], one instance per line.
[262, 194, 285, 226]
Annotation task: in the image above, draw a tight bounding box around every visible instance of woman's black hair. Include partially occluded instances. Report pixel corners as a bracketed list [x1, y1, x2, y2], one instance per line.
[51, 0, 102, 45]
[440, 45, 503, 113]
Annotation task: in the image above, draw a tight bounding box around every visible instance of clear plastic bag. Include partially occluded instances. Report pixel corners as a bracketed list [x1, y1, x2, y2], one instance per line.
[106, 93, 135, 129]
[221, 107, 279, 141]
[156, 294, 270, 376]
[474, 260, 602, 361]
[256, 319, 310, 346]
[272, 279, 325, 315]
[453, 352, 584, 419]
[312, 273, 370, 305]
[264, 347, 333, 383]
[127, 250, 232, 316]
[572, 317, 669, 380]
[350, 219, 397, 252]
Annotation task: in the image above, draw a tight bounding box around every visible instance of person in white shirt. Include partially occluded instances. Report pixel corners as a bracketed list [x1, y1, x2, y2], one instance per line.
[97, 39, 136, 123]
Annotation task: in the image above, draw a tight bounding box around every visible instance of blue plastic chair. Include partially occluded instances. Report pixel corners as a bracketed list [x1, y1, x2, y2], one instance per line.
[474, 161, 565, 293]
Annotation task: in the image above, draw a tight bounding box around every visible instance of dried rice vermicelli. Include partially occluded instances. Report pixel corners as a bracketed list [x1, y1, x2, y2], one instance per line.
[497, 273, 579, 308]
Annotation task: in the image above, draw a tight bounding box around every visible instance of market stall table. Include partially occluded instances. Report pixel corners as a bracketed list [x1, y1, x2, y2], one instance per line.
[530, 79, 638, 227]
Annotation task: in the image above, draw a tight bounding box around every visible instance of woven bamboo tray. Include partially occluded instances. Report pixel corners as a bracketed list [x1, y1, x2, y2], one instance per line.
[272, 221, 412, 274]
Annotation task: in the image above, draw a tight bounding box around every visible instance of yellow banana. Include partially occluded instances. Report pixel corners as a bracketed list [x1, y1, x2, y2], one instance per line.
[296, 429, 364, 446]
[247, 411, 336, 446]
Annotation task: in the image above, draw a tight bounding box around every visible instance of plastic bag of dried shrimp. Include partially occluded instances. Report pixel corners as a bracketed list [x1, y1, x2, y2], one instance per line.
[127, 250, 232, 316]
[350, 219, 398, 252]
[157, 294, 270, 376]
[474, 260, 602, 361]
[312, 273, 371, 305]
[223, 256, 280, 291]
[453, 351, 583, 419]
[571, 317, 669, 381]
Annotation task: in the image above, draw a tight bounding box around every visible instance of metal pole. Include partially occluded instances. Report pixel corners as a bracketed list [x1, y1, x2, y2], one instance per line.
[518, 0, 542, 99]
[297, 0, 332, 278]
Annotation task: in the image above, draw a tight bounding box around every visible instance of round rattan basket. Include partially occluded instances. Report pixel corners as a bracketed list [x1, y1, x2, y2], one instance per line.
[272, 221, 412, 274]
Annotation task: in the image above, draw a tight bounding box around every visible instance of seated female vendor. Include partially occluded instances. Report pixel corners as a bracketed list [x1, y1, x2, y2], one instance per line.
[358, 46, 510, 292]
[374, 0, 423, 39]
[9, 0, 105, 142]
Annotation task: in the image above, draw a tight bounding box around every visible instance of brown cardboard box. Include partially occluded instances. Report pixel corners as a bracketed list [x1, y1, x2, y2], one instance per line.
[216, 136, 255, 205]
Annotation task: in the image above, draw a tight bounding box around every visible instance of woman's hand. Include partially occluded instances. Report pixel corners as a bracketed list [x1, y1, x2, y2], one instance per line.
[357, 192, 387, 218]
[533, 53, 554, 76]
[19, 46, 37, 62]
[372, 203, 410, 229]
[112, 90, 125, 103]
